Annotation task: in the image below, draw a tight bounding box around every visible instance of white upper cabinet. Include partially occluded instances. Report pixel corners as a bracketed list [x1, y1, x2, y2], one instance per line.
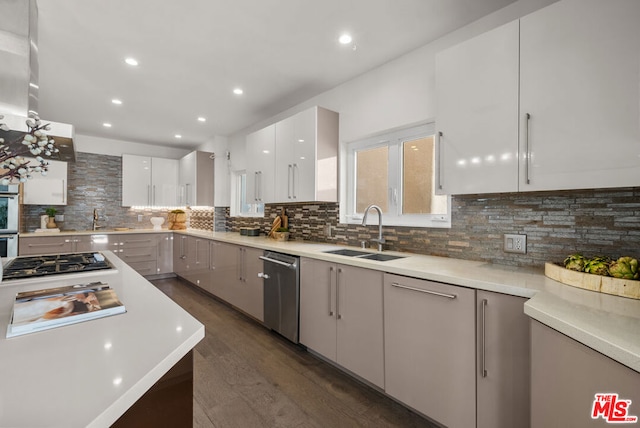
[23, 159, 68, 205]
[274, 106, 338, 202]
[122, 154, 178, 206]
[178, 151, 214, 207]
[245, 125, 276, 204]
[151, 157, 178, 206]
[436, 0, 640, 194]
[435, 20, 519, 195]
[519, 0, 640, 191]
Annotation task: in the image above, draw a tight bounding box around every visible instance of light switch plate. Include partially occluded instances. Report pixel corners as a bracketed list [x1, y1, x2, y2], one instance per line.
[504, 233, 527, 254]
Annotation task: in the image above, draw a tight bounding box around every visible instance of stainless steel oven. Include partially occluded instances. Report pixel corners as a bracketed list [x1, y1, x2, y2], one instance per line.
[0, 184, 20, 258]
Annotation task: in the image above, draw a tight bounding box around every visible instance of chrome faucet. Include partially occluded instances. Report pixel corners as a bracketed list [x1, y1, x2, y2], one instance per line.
[92, 208, 102, 231]
[362, 204, 385, 252]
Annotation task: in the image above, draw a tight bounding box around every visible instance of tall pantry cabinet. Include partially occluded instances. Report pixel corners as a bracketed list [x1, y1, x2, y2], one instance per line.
[436, 0, 640, 195]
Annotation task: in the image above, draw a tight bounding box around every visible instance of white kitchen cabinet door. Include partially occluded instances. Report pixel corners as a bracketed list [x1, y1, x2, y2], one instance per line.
[122, 154, 151, 206]
[274, 107, 338, 203]
[23, 159, 68, 205]
[151, 157, 178, 206]
[245, 125, 275, 204]
[435, 20, 519, 195]
[477, 291, 530, 428]
[384, 274, 476, 428]
[178, 151, 214, 207]
[519, 0, 640, 191]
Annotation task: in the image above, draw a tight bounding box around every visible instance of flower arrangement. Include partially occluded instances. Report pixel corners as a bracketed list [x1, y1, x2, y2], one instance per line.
[0, 113, 60, 185]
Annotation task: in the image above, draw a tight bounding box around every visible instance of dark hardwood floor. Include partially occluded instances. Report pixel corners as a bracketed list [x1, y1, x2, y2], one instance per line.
[152, 277, 438, 428]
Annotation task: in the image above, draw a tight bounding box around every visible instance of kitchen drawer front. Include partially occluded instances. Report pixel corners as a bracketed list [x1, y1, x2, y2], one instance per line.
[19, 237, 74, 255]
[119, 246, 157, 263]
[127, 260, 158, 276]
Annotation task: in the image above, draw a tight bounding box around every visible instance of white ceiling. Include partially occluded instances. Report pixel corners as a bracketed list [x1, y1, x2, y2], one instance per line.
[36, 0, 516, 149]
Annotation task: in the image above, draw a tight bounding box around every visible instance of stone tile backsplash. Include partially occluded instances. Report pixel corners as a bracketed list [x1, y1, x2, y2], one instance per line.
[21, 152, 214, 232]
[226, 187, 640, 268]
[20, 152, 638, 269]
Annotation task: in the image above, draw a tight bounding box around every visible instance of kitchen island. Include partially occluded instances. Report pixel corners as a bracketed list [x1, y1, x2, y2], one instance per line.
[0, 251, 204, 428]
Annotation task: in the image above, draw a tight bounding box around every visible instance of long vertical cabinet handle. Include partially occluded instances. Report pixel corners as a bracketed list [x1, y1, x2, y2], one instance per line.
[437, 131, 444, 190]
[153, 185, 156, 205]
[180, 236, 186, 259]
[185, 183, 191, 206]
[147, 185, 151, 205]
[525, 113, 531, 185]
[242, 249, 246, 282]
[328, 266, 335, 316]
[292, 163, 298, 199]
[288, 165, 293, 199]
[209, 242, 215, 270]
[62, 180, 66, 204]
[336, 268, 342, 319]
[195, 240, 199, 265]
[481, 299, 488, 378]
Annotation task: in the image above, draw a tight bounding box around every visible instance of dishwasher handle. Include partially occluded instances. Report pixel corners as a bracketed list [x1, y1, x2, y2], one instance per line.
[259, 255, 297, 269]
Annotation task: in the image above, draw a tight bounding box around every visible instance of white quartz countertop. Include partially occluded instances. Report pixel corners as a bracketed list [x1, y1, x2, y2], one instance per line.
[177, 230, 640, 372]
[0, 251, 204, 428]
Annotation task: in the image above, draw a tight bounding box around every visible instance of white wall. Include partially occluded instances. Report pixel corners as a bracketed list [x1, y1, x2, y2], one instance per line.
[227, 0, 557, 170]
[74, 133, 191, 159]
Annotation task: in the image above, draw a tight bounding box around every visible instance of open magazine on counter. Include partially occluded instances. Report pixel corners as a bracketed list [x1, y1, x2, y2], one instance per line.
[6, 281, 126, 338]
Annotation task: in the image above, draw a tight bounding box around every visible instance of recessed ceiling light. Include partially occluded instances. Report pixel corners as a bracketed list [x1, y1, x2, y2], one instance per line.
[197, 117, 206, 122]
[103, 123, 112, 128]
[339, 33, 353, 44]
[111, 99, 123, 105]
[233, 88, 243, 95]
[175, 134, 182, 139]
[125, 57, 138, 66]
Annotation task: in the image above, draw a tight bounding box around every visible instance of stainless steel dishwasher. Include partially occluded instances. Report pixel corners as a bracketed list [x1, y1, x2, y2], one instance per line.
[259, 251, 300, 343]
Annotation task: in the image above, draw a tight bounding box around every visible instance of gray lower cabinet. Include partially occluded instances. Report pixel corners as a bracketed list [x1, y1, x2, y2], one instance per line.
[114, 234, 159, 276]
[383, 273, 476, 428]
[156, 234, 173, 274]
[19, 235, 75, 255]
[531, 320, 640, 428]
[300, 258, 384, 388]
[173, 234, 189, 277]
[477, 290, 530, 428]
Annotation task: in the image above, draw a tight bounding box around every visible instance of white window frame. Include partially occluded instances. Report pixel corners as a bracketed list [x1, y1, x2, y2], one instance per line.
[341, 123, 451, 228]
[230, 169, 264, 217]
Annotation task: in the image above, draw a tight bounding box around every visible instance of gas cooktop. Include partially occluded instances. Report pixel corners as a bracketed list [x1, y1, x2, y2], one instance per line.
[2, 252, 115, 281]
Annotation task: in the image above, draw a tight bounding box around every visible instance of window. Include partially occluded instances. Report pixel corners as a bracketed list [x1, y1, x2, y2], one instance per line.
[231, 170, 263, 217]
[344, 123, 450, 228]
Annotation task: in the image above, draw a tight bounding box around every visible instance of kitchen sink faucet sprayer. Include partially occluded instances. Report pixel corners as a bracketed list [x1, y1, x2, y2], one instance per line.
[362, 204, 385, 252]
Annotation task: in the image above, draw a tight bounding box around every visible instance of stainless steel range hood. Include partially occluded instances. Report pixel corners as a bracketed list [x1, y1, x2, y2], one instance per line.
[0, 0, 76, 162]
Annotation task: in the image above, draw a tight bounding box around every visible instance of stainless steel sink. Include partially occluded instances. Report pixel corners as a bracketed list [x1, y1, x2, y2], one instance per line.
[323, 249, 371, 257]
[359, 253, 405, 262]
[323, 249, 406, 262]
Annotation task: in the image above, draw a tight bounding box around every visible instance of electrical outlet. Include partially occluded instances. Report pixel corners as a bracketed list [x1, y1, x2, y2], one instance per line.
[504, 233, 527, 254]
[137, 214, 143, 222]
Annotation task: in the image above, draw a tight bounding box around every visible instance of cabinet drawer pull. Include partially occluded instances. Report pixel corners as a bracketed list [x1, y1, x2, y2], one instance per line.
[390, 282, 457, 299]
[125, 239, 152, 244]
[29, 242, 64, 247]
[481, 299, 488, 378]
